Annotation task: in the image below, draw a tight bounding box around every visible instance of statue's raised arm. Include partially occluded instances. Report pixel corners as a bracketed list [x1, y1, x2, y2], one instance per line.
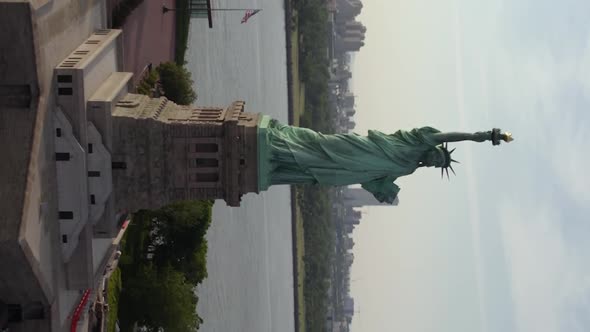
[430, 128, 514, 145]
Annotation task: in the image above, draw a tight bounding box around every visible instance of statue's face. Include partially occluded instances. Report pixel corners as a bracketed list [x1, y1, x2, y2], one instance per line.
[421, 147, 448, 168]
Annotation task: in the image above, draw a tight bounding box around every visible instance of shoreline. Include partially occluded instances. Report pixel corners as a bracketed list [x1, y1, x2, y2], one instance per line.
[290, 187, 300, 332]
[285, 1, 295, 126]
[283, 1, 301, 332]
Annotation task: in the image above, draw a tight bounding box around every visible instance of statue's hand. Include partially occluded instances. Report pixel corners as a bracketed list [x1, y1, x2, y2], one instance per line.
[491, 128, 515, 145]
[361, 177, 400, 204]
[374, 192, 397, 204]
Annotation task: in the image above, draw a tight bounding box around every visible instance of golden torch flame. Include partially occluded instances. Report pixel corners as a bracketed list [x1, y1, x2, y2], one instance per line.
[503, 132, 514, 143]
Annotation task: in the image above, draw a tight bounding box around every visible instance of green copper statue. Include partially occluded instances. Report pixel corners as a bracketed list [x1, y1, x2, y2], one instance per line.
[258, 119, 513, 204]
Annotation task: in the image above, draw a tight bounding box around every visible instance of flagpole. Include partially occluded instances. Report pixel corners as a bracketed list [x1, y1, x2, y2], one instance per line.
[210, 8, 262, 11]
[162, 6, 261, 13]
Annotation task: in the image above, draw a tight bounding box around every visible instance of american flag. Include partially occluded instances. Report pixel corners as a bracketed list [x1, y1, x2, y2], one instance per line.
[241, 9, 261, 24]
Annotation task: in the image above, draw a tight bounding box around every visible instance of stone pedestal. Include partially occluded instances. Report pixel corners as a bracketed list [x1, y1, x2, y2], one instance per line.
[112, 94, 261, 210]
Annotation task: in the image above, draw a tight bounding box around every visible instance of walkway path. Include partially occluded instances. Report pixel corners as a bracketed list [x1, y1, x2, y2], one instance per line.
[117, 0, 177, 86]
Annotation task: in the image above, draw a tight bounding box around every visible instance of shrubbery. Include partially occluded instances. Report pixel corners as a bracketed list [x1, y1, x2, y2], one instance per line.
[136, 69, 159, 96]
[118, 200, 213, 332]
[296, 0, 334, 134]
[135, 62, 197, 105]
[157, 62, 197, 105]
[296, 185, 334, 331]
[137, 62, 197, 105]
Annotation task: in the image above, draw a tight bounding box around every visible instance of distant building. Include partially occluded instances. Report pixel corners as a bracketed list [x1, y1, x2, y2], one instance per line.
[334, 19, 366, 53]
[343, 297, 355, 316]
[332, 319, 350, 332]
[336, 0, 363, 20]
[344, 224, 355, 233]
[343, 216, 360, 225]
[335, 36, 365, 53]
[343, 236, 355, 250]
[346, 208, 361, 219]
[332, 0, 367, 53]
[345, 120, 356, 130]
[336, 20, 367, 39]
[340, 92, 355, 108]
[342, 108, 356, 117]
[343, 187, 399, 207]
[344, 252, 354, 266]
[331, 68, 352, 83]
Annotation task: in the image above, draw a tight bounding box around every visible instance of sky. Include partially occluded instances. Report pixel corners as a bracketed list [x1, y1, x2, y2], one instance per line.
[349, 1, 590, 331]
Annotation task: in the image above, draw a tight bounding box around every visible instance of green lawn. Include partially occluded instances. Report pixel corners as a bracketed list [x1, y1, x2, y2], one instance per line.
[288, 6, 307, 332]
[290, 16, 306, 127]
[287, 4, 309, 331]
[294, 190, 307, 332]
[106, 268, 122, 332]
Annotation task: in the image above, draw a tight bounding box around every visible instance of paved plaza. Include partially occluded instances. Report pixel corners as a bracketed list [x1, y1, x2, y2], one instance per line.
[117, 0, 177, 86]
[1, 1, 107, 331]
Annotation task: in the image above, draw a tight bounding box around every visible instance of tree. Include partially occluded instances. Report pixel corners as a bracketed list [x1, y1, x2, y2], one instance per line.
[150, 200, 213, 284]
[118, 201, 212, 330]
[136, 69, 159, 96]
[121, 266, 202, 332]
[156, 62, 198, 105]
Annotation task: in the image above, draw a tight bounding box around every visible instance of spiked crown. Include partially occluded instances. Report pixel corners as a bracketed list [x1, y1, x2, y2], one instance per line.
[440, 142, 459, 179]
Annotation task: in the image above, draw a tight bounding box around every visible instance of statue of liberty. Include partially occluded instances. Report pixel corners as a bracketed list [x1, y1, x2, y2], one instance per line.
[258, 119, 513, 204]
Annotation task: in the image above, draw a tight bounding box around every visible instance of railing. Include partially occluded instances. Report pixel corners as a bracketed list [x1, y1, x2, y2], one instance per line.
[162, 0, 213, 28]
[70, 289, 92, 332]
[189, 0, 213, 27]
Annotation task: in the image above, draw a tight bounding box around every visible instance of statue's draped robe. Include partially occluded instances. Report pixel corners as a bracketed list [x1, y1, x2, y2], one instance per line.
[266, 121, 442, 204]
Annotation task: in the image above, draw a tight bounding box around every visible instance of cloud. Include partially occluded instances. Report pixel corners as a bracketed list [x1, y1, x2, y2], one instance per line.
[484, 13, 590, 205]
[499, 199, 590, 332]
[544, 114, 590, 205]
[486, 5, 590, 331]
[352, 2, 590, 332]
[451, 2, 489, 330]
[465, 2, 590, 331]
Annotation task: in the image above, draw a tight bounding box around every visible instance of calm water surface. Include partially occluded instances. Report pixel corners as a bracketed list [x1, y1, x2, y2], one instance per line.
[186, 1, 295, 331]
